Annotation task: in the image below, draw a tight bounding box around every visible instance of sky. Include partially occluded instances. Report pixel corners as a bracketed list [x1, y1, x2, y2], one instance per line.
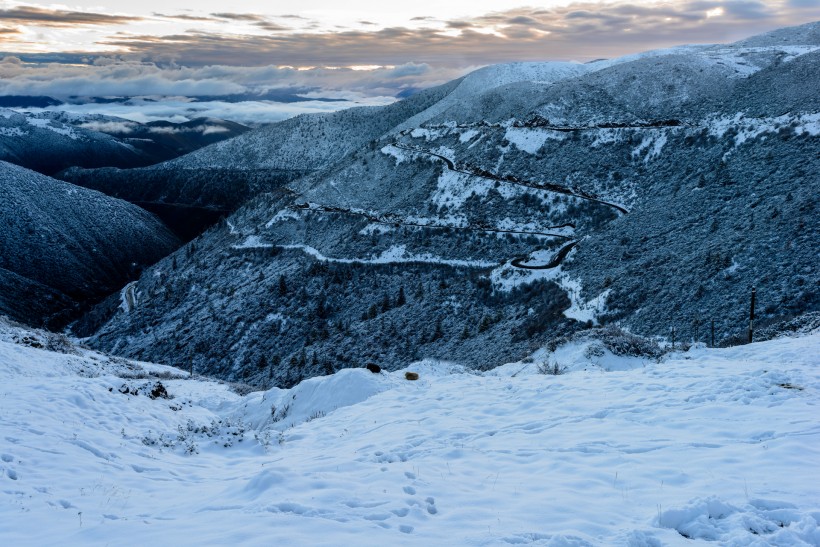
[1, 0, 818, 122]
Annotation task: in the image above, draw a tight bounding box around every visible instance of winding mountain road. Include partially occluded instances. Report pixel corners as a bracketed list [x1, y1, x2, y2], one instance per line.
[510, 241, 578, 270]
[390, 143, 629, 215]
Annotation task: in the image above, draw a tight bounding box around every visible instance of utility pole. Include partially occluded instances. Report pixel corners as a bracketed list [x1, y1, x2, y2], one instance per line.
[748, 287, 756, 344]
[711, 320, 715, 348]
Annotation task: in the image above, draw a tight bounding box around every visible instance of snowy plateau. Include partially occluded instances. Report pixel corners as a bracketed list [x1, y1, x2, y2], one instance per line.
[1, 318, 818, 546]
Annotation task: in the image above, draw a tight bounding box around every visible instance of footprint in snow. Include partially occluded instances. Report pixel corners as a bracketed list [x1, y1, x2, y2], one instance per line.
[391, 507, 409, 517]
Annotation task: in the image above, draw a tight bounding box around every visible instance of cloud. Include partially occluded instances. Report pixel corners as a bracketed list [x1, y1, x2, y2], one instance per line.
[154, 13, 219, 22]
[0, 6, 141, 27]
[33, 96, 395, 125]
[201, 125, 230, 135]
[0, 57, 468, 105]
[49, 1, 810, 69]
[79, 120, 137, 133]
[506, 16, 539, 25]
[211, 13, 266, 22]
[255, 22, 292, 32]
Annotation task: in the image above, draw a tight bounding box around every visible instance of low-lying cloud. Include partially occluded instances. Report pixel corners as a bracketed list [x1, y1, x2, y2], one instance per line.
[36, 97, 394, 124]
[0, 56, 467, 103]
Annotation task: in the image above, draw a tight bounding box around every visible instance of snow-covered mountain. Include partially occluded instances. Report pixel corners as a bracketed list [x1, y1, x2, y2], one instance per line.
[1, 316, 818, 545]
[54, 114, 251, 165]
[0, 109, 248, 176]
[71, 22, 820, 388]
[0, 161, 179, 327]
[0, 109, 147, 175]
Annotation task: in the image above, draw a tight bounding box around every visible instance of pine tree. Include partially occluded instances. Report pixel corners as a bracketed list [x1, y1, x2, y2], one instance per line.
[396, 285, 406, 307]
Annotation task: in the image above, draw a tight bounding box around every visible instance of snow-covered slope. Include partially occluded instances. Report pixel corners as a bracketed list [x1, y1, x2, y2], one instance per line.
[0, 161, 179, 327]
[393, 62, 590, 130]
[1, 318, 818, 545]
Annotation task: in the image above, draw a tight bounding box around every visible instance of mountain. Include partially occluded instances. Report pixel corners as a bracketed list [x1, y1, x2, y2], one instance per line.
[0, 109, 249, 176]
[0, 161, 180, 327]
[0, 109, 147, 175]
[76, 22, 820, 387]
[50, 114, 251, 164]
[0, 95, 62, 108]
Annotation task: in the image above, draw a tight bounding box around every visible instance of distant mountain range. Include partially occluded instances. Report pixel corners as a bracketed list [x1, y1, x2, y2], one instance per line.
[3, 22, 818, 388]
[0, 109, 249, 175]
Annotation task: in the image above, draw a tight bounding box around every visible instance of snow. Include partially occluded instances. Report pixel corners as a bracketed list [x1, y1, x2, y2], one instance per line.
[431, 169, 492, 210]
[410, 127, 449, 141]
[265, 208, 303, 228]
[233, 235, 274, 249]
[1, 318, 818, 545]
[380, 144, 412, 164]
[281, 243, 497, 268]
[119, 282, 137, 313]
[359, 222, 395, 235]
[631, 132, 670, 162]
[458, 129, 479, 143]
[396, 62, 590, 131]
[699, 45, 820, 77]
[490, 250, 609, 324]
[504, 127, 565, 154]
[0, 127, 25, 137]
[428, 166, 530, 213]
[707, 113, 820, 148]
[26, 117, 80, 140]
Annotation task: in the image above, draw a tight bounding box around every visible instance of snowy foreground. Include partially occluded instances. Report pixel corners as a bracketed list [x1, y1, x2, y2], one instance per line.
[1, 323, 819, 546]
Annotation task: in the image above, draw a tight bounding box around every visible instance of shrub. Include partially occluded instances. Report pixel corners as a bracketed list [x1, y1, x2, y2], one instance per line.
[537, 361, 566, 375]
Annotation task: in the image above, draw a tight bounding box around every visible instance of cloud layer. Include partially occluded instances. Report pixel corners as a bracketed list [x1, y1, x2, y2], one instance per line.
[0, 56, 466, 100]
[1, 2, 818, 66]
